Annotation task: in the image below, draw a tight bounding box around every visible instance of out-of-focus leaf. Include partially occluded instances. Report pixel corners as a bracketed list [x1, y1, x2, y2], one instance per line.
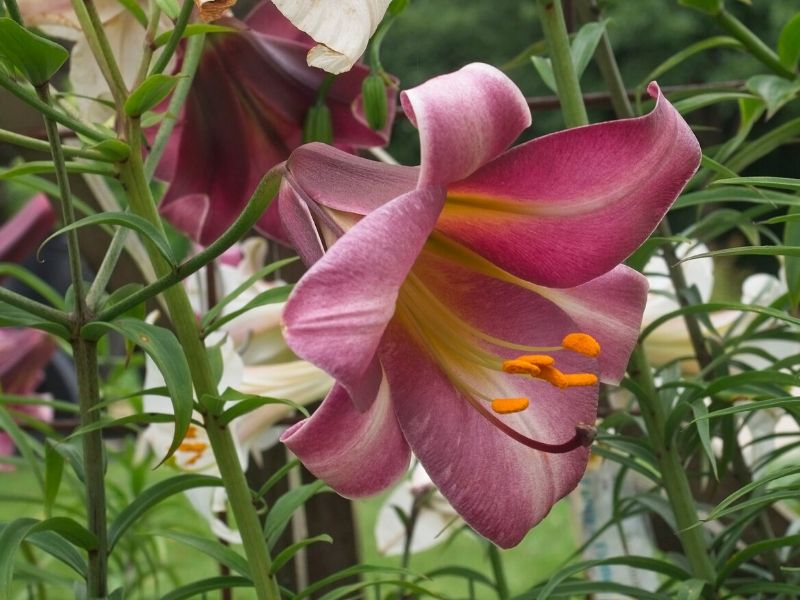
[153, 0, 180, 19]
[153, 24, 237, 47]
[27, 531, 87, 577]
[218, 393, 308, 427]
[674, 579, 707, 600]
[673, 92, 757, 114]
[117, 0, 148, 26]
[160, 576, 253, 600]
[0, 161, 116, 180]
[155, 531, 252, 578]
[570, 20, 607, 78]
[124, 74, 181, 117]
[778, 13, 800, 70]
[530, 55, 556, 92]
[746, 75, 800, 119]
[265, 480, 327, 548]
[678, 0, 723, 14]
[270, 534, 333, 575]
[690, 400, 718, 480]
[44, 442, 64, 517]
[707, 464, 800, 519]
[717, 535, 800, 583]
[715, 176, 800, 191]
[293, 565, 420, 600]
[637, 36, 740, 93]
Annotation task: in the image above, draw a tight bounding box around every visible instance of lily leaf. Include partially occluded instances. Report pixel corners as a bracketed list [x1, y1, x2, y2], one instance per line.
[124, 74, 181, 117]
[778, 12, 800, 70]
[0, 18, 68, 85]
[746, 74, 800, 119]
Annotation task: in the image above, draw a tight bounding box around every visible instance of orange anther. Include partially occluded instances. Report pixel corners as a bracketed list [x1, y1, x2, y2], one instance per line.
[514, 354, 555, 366]
[561, 333, 601, 357]
[563, 373, 599, 387]
[502, 359, 541, 376]
[491, 397, 530, 414]
[536, 365, 568, 388]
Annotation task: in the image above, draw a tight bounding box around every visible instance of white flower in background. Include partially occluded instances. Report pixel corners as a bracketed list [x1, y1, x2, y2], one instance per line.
[374, 463, 460, 556]
[140, 238, 333, 542]
[19, 0, 169, 123]
[642, 242, 793, 372]
[270, 0, 392, 74]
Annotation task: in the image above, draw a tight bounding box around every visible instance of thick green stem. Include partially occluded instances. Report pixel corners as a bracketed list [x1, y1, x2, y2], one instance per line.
[36, 85, 88, 322]
[488, 544, 510, 600]
[629, 348, 716, 583]
[133, 2, 163, 88]
[118, 119, 281, 600]
[0, 73, 105, 141]
[73, 338, 108, 598]
[150, 0, 195, 76]
[715, 9, 795, 80]
[535, 0, 588, 128]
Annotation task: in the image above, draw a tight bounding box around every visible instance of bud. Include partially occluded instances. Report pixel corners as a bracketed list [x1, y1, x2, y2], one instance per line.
[302, 103, 333, 144]
[362, 74, 388, 131]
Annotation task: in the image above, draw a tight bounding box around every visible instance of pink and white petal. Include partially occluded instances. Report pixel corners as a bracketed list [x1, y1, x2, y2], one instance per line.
[281, 381, 410, 496]
[274, 180, 326, 266]
[285, 143, 418, 215]
[381, 320, 594, 548]
[438, 83, 700, 287]
[535, 266, 648, 384]
[0, 195, 55, 263]
[283, 186, 445, 410]
[401, 63, 531, 187]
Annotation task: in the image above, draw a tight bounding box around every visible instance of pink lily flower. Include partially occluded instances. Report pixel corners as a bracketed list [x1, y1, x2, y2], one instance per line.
[276, 63, 700, 547]
[0, 195, 56, 264]
[158, 2, 396, 246]
[0, 328, 56, 469]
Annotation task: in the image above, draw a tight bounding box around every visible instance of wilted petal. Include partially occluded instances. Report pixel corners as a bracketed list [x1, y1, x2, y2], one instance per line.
[283, 187, 445, 410]
[437, 83, 700, 287]
[281, 381, 410, 496]
[271, 0, 391, 74]
[0, 195, 55, 264]
[194, 0, 236, 22]
[381, 319, 594, 548]
[401, 63, 531, 187]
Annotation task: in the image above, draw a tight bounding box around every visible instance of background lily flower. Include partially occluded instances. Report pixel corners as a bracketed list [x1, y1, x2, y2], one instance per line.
[270, 0, 392, 74]
[0, 195, 55, 264]
[140, 239, 332, 540]
[642, 242, 795, 371]
[0, 328, 56, 470]
[18, 0, 167, 123]
[275, 63, 701, 547]
[158, 2, 397, 246]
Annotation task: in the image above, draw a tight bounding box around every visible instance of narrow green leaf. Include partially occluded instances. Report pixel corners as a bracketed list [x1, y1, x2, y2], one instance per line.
[155, 531, 252, 579]
[677, 0, 722, 14]
[256, 458, 300, 498]
[672, 92, 758, 114]
[205, 285, 293, 334]
[0, 263, 64, 308]
[0, 300, 69, 336]
[707, 464, 800, 519]
[270, 534, 332, 575]
[124, 74, 181, 117]
[0, 18, 68, 85]
[0, 160, 116, 180]
[27, 531, 87, 577]
[44, 442, 65, 517]
[637, 36, 740, 92]
[160, 576, 253, 600]
[673, 578, 706, 600]
[690, 400, 718, 480]
[153, 0, 180, 19]
[153, 24, 237, 47]
[715, 176, 800, 191]
[717, 535, 800, 584]
[116, 0, 148, 26]
[40, 212, 175, 266]
[530, 55, 556, 92]
[293, 565, 420, 600]
[570, 20, 607, 78]
[90, 139, 131, 161]
[81, 319, 193, 462]
[108, 474, 223, 550]
[0, 406, 43, 490]
[218, 394, 309, 427]
[67, 412, 178, 439]
[777, 13, 800, 70]
[265, 480, 327, 548]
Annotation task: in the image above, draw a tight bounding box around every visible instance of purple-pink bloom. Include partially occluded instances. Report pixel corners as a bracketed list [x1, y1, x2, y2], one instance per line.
[275, 63, 700, 547]
[157, 2, 396, 246]
[0, 195, 55, 264]
[0, 328, 55, 469]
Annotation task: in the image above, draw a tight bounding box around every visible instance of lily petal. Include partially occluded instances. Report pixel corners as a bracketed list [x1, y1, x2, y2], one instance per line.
[381, 318, 594, 548]
[270, 0, 392, 74]
[283, 186, 445, 410]
[281, 381, 410, 496]
[401, 63, 531, 187]
[0, 195, 55, 264]
[438, 83, 700, 287]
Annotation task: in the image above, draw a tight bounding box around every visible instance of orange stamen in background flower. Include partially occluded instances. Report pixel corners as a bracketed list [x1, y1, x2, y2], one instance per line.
[178, 427, 208, 465]
[561, 333, 601, 357]
[491, 397, 530, 414]
[502, 359, 541, 376]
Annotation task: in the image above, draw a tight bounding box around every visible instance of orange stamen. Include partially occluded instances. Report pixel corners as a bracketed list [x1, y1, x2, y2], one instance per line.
[513, 354, 555, 366]
[561, 333, 601, 357]
[536, 365, 568, 388]
[563, 373, 599, 387]
[491, 397, 530, 414]
[502, 359, 541, 376]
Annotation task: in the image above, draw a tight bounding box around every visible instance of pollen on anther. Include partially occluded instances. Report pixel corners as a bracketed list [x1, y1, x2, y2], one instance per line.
[491, 397, 529, 414]
[536, 365, 568, 388]
[502, 359, 541, 376]
[514, 354, 555, 366]
[561, 333, 601, 357]
[563, 373, 599, 387]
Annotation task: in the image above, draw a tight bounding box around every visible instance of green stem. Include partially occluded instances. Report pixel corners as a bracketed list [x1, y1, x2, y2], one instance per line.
[0, 286, 70, 327]
[118, 118, 281, 600]
[535, 0, 588, 128]
[144, 31, 205, 179]
[487, 544, 510, 600]
[73, 338, 108, 598]
[95, 168, 278, 322]
[714, 9, 795, 80]
[0, 128, 112, 162]
[36, 85, 88, 322]
[150, 0, 195, 76]
[0, 72, 105, 141]
[85, 223, 128, 310]
[133, 2, 163, 88]
[629, 347, 716, 583]
[70, 0, 129, 108]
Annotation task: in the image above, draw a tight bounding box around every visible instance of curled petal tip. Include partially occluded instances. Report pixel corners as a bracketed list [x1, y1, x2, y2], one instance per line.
[576, 423, 597, 448]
